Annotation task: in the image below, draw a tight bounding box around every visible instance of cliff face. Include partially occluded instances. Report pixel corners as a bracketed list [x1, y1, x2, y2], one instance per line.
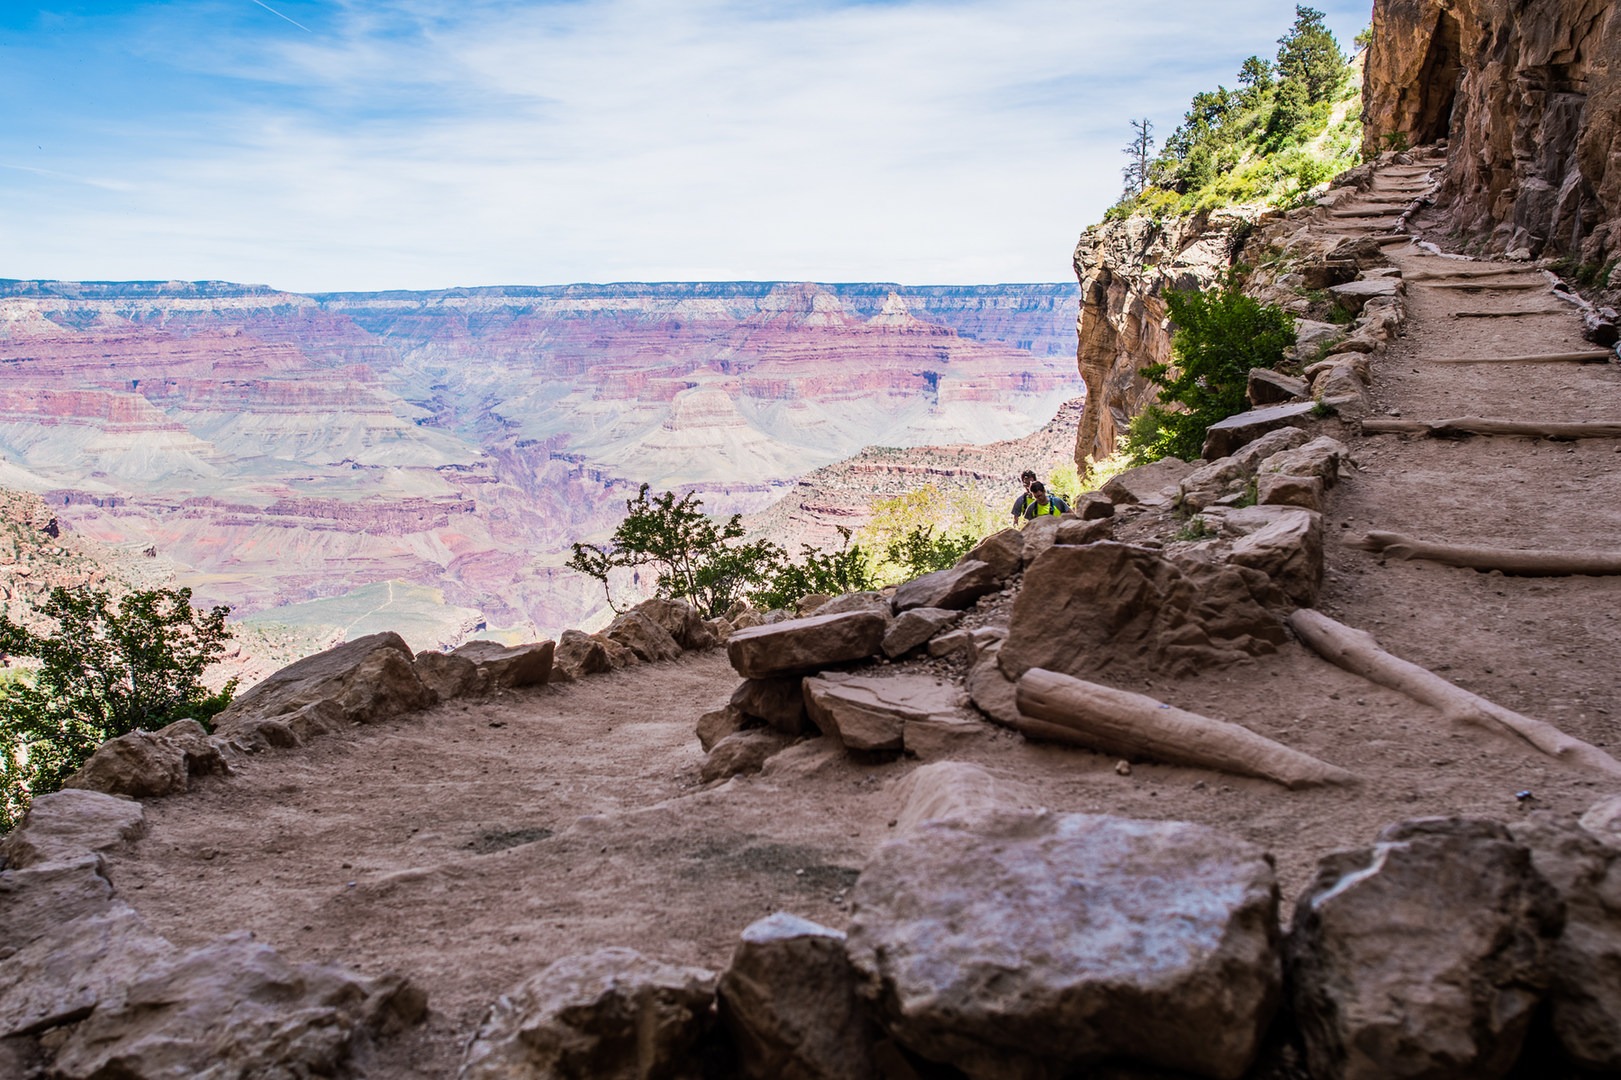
[1070, 210, 1257, 466]
[1364, 0, 1621, 265]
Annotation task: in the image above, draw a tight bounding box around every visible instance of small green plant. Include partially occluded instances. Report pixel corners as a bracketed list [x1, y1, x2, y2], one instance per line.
[883, 526, 979, 582]
[1310, 397, 1337, 418]
[1124, 280, 1296, 463]
[1380, 130, 1411, 153]
[1, 587, 234, 831]
[1175, 516, 1217, 541]
[1237, 478, 1260, 507]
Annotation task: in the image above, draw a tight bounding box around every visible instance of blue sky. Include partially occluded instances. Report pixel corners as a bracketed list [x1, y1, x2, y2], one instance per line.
[0, 1, 1372, 291]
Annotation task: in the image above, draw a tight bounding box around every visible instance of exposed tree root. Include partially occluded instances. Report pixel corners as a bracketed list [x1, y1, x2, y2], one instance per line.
[1360, 416, 1621, 439]
[1407, 266, 1540, 282]
[1289, 610, 1621, 778]
[1347, 530, 1621, 575]
[1012, 668, 1355, 790]
[1451, 310, 1567, 319]
[1420, 280, 1548, 291]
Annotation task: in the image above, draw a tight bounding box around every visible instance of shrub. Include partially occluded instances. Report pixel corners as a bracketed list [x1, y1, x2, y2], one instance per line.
[1125, 281, 1295, 463]
[748, 528, 878, 612]
[0, 586, 234, 830]
[855, 484, 992, 585]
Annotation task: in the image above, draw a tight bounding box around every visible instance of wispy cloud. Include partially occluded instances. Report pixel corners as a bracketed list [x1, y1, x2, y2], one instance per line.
[0, 0, 1375, 290]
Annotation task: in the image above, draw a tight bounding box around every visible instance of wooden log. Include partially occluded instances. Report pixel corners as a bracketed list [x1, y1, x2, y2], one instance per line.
[1408, 266, 1541, 282]
[1420, 280, 1547, 291]
[1013, 668, 1355, 789]
[1331, 209, 1403, 219]
[1359, 417, 1621, 439]
[1427, 350, 1614, 364]
[1349, 530, 1621, 576]
[1451, 310, 1567, 319]
[1289, 609, 1621, 778]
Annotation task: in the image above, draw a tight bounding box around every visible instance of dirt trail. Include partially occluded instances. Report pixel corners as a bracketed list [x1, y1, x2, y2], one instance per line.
[103, 163, 1621, 1077]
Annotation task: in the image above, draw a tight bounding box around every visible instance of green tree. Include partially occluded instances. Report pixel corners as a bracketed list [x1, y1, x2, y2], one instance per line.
[569, 485, 779, 618]
[0, 586, 235, 830]
[749, 528, 878, 612]
[1125, 281, 1296, 462]
[1276, 5, 1345, 105]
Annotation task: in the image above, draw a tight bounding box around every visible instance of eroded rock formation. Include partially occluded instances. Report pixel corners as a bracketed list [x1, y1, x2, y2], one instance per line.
[1364, 0, 1621, 265]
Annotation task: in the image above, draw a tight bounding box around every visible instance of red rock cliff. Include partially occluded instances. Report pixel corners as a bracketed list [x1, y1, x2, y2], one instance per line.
[1364, 0, 1621, 265]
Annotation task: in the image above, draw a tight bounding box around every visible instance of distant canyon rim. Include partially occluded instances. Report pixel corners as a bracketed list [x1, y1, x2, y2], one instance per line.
[0, 279, 1082, 671]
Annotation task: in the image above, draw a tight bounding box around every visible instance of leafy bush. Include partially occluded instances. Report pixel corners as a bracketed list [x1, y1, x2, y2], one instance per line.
[855, 484, 992, 585]
[0, 586, 234, 830]
[569, 485, 878, 618]
[1125, 282, 1295, 463]
[749, 528, 878, 612]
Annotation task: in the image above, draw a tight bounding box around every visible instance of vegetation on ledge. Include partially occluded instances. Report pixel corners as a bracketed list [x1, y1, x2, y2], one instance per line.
[1109, 6, 1363, 221]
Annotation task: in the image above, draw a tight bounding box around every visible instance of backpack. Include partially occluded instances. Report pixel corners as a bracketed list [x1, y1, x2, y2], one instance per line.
[1024, 494, 1068, 519]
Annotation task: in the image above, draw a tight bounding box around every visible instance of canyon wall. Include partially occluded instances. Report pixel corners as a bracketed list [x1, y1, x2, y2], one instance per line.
[1070, 211, 1258, 467]
[1364, 0, 1621, 266]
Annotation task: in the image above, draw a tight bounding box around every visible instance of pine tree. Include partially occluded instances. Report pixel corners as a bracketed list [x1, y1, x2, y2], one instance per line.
[1121, 118, 1155, 197]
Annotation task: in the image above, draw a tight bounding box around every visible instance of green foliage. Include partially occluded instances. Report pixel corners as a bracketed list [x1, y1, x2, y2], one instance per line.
[1175, 516, 1217, 542]
[1550, 256, 1620, 292]
[1105, 8, 1358, 220]
[748, 528, 879, 612]
[883, 527, 979, 583]
[569, 485, 772, 618]
[1125, 282, 1296, 463]
[0, 587, 234, 831]
[1276, 6, 1346, 105]
[855, 483, 992, 586]
[569, 485, 878, 618]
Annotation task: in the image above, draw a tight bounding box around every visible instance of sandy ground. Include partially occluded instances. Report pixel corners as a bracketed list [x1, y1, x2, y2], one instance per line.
[103, 167, 1621, 1077]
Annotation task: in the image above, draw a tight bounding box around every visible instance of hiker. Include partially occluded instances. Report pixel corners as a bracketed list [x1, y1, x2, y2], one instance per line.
[1022, 481, 1069, 522]
[1011, 470, 1038, 523]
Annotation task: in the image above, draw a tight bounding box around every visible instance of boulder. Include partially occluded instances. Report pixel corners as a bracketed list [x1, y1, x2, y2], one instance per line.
[718, 913, 879, 1080]
[965, 647, 1020, 727]
[49, 933, 425, 1080]
[1248, 368, 1310, 406]
[452, 639, 556, 689]
[1053, 516, 1113, 546]
[1202, 402, 1320, 460]
[414, 649, 485, 699]
[1018, 514, 1062, 569]
[846, 811, 1282, 1079]
[696, 705, 752, 753]
[0, 789, 144, 870]
[1513, 813, 1621, 1071]
[802, 673, 970, 755]
[1071, 492, 1115, 520]
[730, 676, 812, 735]
[727, 611, 887, 680]
[926, 628, 974, 659]
[891, 560, 1002, 614]
[1226, 508, 1324, 607]
[459, 948, 716, 1080]
[1329, 276, 1403, 315]
[796, 593, 832, 616]
[1258, 471, 1324, 511]
[702, 730, 793, 784]
[962, 529, 1024, 582]
[64, 719, 227, 800]
[604, 610, 684, 663]
[1260, 435, 1352, 487]
[999, 543, 1286, 681]
[553, 629, 615, 680]
[1287, 818, 1562, 1080]
[1100, 457, 1193, 507]
[1230, 426, 1311, 471]
[881, 607, 962, 660]
[1177, 456, 1246, 512]
[1294, 317, 1349, 353]
[0, 900, 169, 1040]
[212, 632, 430, 743]
[814, 591, 891, 619]
[631, 597, 715, 650]
[891, 761, 1012, 834]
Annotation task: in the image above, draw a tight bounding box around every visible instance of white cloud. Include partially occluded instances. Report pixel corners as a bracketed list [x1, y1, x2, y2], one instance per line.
[0, 0, 1374, 289]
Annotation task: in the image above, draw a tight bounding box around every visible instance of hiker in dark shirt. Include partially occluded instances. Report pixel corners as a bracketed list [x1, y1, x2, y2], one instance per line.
[1022, 481, 1070, 523]
[1011, 470, 1038, 523]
